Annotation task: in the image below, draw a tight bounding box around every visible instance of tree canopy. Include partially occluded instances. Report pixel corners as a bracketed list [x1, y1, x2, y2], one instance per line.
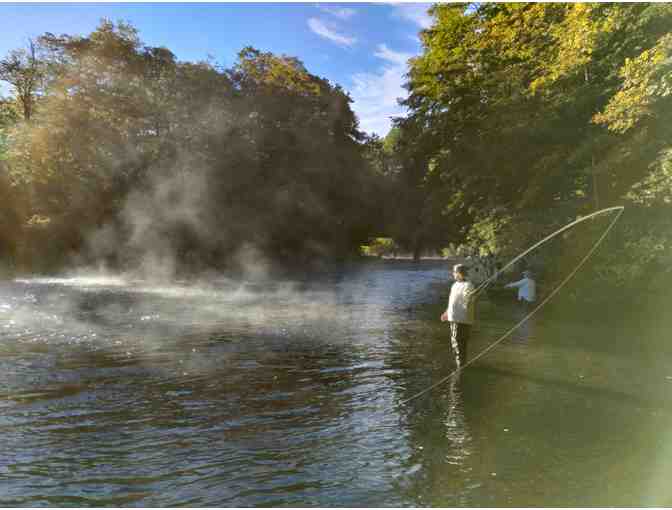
[0, 20, 382, 275]
[387, 3, 672, 287]
[1, 6, 671, 291]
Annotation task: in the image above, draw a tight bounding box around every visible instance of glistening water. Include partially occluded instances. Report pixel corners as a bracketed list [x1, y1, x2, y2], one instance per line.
[1, 261, 671, 507]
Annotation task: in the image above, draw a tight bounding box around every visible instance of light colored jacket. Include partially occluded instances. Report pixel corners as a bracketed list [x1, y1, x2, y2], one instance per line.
[505, 277, 536, 302]
[447, 280, 475, 324]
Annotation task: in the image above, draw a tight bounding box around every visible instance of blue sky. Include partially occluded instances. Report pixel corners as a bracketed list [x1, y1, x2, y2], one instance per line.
[0, 2, 434, 137]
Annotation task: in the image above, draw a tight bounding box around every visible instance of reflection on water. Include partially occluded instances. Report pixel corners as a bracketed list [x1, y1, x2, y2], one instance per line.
[400, 375, 477, 507]
[1, 261, 672, 506]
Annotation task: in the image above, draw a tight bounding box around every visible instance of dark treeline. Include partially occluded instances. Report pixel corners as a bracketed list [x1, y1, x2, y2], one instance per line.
[0, 21, 382, 277]
[1, 4, 672, 289]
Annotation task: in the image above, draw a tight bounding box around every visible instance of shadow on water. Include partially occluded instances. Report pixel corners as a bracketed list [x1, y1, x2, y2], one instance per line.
[391, 287, 672, 507]
[469, 363, 672, 412]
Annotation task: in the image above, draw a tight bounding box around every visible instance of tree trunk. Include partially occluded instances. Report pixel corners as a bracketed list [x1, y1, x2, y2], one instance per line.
[592, 155, 599, 210]
[412, 236, 422, 262]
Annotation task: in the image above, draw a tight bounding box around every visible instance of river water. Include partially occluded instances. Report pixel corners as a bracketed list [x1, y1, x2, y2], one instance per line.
[1, 260, 671, 506]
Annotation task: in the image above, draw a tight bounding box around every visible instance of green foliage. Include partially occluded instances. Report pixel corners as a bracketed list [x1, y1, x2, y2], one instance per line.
[4, 8, 672, 284]
[0, 20, 382, 273]
[0, 98, 19, 160]
[626, 149, 672, 206]
[0, 38, 44, 120]
[360, 237, 398, 258]
[593, 32, 672, 133]
[386, 2, 672, 290]
[0, 99, 24, 271]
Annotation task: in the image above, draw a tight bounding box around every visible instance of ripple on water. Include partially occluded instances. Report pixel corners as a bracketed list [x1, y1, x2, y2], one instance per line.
[4, 265, 668, 506]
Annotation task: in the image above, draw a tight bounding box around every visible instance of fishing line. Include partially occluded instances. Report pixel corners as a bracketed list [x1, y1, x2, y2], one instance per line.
[399, 206, 625, 406]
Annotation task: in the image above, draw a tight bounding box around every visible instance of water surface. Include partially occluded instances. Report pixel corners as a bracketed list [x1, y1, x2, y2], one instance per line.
[1, 261, 671, 506]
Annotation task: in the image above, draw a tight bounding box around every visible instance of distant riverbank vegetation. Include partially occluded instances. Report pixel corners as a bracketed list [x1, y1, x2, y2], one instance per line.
[1, 4, 671, 291]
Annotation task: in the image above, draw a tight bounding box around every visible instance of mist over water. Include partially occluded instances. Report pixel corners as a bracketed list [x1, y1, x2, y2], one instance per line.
[2, 261, 672, 506]
[1, 8, 670, 505]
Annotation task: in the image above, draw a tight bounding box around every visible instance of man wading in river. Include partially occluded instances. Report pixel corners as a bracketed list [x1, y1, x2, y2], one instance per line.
[440, 264, 476, 368]
[504, 270, 536, 308]
[504, 269, 537, 343]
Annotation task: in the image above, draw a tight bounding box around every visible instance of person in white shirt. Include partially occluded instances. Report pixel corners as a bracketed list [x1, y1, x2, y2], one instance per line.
[504, 270, 536, 304]
[440, 264, 476, 368]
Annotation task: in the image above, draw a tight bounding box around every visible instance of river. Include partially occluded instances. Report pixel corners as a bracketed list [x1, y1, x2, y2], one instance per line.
[1, 260, 671, 506]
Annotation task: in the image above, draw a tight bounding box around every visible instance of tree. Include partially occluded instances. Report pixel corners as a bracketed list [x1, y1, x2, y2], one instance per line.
[2, 21, 382, 274]
[0, 39, 44, 121]
[393, 2, 672, 280]
[223, 47, 376, 264]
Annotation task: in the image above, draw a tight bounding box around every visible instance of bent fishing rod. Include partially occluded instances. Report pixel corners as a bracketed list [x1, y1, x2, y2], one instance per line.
[399, 206, 625, 406]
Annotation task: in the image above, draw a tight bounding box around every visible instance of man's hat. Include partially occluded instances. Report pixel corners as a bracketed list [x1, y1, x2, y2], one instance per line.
[453, 264, 468, 275]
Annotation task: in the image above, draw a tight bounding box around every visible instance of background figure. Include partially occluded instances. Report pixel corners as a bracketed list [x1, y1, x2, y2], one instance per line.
[505, 270, 536, 305]
[505, 270, 536, 343]
[441, 264, 475, 367]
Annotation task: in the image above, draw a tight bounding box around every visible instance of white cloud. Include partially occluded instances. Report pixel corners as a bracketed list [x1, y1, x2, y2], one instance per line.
[391, 3, 433, 29]
[308, 17, 357, 47]
[374, 44, 412, 66]
[318, 5, 357, 20]
[350, 44, 415, 137]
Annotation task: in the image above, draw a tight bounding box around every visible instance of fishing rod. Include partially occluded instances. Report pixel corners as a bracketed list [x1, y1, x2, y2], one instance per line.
[399, 206, 625, 406]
